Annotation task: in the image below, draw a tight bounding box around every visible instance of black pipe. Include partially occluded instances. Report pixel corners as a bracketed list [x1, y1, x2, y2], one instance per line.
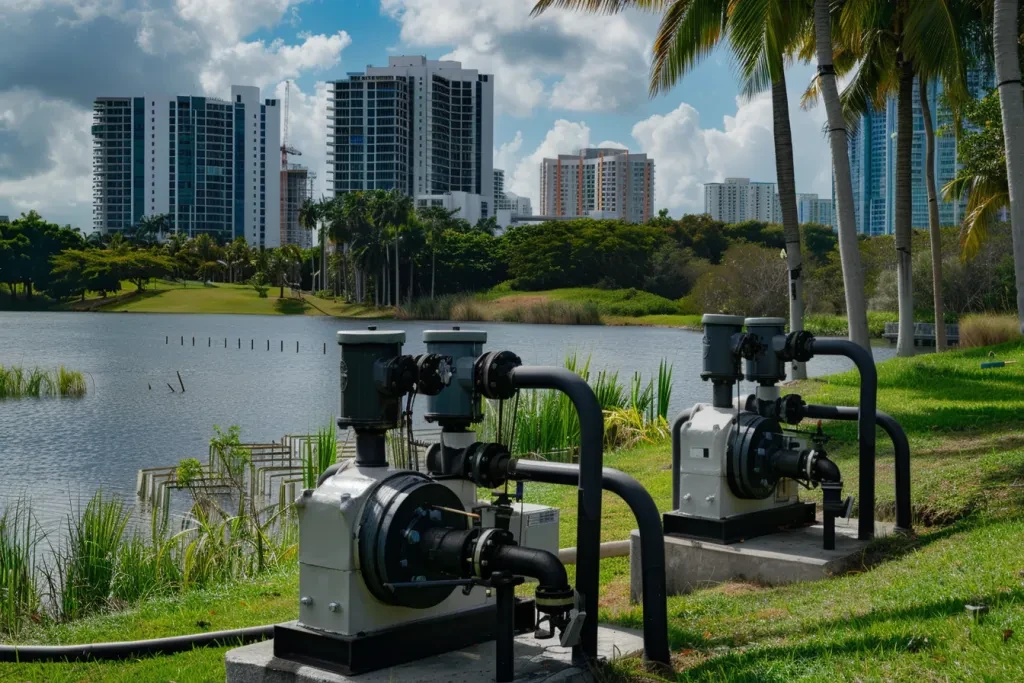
[0, 625, 273, 663]
[507, 459, 670, 667]
[494, 574, 516, 683]
[507, 366, 603, 666]
[807, 339, 878, 540]
[317, 462, 342, 487]
[803, 404, 912, 533]
[490, 545, 569, 592]
[812, 455, 842, 483]
[670, 408, 694, 510]
[354, 432, 387, 467]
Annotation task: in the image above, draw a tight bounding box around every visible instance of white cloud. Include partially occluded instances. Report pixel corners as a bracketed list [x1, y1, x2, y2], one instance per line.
[494, 83, 832, 217]
[199, 31, 351, 95]
[0, 90, 93, 225]
[382, 0, 657, 116]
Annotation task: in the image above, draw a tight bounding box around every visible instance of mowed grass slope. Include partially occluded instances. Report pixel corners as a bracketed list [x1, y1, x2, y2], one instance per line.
[4, 343, 1024, 681]
[93, 280, 387, 318]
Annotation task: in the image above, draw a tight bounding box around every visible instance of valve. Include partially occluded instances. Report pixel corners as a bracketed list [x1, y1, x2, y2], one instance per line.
[730, 332, 764, 361]
[773, 330, 815, 363]
[415, 353, 453, 396]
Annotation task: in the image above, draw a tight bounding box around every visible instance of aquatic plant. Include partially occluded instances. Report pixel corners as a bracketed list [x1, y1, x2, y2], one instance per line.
[0, 364, 86, 399]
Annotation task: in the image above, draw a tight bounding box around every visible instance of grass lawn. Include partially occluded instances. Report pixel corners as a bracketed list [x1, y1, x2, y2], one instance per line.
[88, 280, 389, 318]
[4, 342, 1024, 680]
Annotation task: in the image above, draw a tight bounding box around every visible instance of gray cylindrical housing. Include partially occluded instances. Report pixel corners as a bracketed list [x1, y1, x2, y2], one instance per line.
[700, 314, 745, 382]
[744, 317, 787, 383]
[423, 329, 486, 425]
[337, 330, 405, 431]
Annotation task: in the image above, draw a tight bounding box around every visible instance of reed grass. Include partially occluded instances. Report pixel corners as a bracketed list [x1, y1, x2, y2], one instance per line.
[480, 354, 673, 461]
[960, 313, 1022, 348]
[0, 501, 40, 635]
[397, 295, 601, 325]
[0, 364, 86, 398]
[302, 425, 338, 488]
[58, 492, 132, 620]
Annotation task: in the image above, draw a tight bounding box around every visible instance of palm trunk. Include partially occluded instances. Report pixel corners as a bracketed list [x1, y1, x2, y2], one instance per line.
[431, 249, 436, 300]
[394, 239, 401, 308]
[342, 244, 349, 302]
[920, 78, 947, 352]
[814, 0, 870, 349]
[995, 0, 1024, 334]
[772, 74, 806, 379]
[894, 59, 914, 358]
[408, 257, 414, 303]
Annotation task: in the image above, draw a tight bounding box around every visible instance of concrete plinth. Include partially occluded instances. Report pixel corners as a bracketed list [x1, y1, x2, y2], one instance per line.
[630, 518, 893, 601]
[225, 625, 644, 683]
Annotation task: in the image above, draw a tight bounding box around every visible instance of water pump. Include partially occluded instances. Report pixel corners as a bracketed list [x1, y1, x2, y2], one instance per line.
[665, 315, 850, 549]
[272, 329, 579, 682]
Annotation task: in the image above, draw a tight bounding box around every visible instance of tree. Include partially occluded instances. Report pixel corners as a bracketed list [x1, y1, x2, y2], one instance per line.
[994, 0, 1024, 333]
[370, 189, 413, 307]
[268, 247, 297, 298]
[418, 205, 460, 299]
[298, 198, 322, 290]
[920, 78, 947, 350]
[812, 0, 870, 349]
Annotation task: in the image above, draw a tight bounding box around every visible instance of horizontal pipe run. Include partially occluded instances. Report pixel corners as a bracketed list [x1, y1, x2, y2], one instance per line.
[507, 459, 670, 667]
[803, 404, 912, 533]
[558, 540, 630, 565]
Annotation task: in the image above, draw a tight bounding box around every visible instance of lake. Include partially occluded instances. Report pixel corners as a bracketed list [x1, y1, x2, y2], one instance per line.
[0, 312, 899, 532]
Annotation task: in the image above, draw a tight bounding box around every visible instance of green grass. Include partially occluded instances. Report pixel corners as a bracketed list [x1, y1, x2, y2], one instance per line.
[0, 365, 86, 399]
[6, 343, 1024, 680]
[91, 280, 388, 318]
[484, 285, 683, 317]
[804, 311, 900, 339]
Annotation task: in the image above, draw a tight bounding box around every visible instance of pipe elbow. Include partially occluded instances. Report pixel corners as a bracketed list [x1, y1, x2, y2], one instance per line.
[491, 544, 569, 592]
[812, 454, 841, 483]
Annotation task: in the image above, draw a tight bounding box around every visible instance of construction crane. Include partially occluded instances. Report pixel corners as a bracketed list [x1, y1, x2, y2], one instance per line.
[281, 80, 301, 166]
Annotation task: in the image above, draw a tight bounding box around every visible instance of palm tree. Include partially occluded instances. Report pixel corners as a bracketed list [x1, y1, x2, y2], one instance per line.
[419, 205, 459, 299]
[919, 78, 947, 351]
[812, 0, 870, 349]
[532, 0, 818, 368]
[370, 189, 413, 307]
[268, 248, 294, 298]
[833, 0, 971, 356]
[994, 0, 1024, 333]
[298, 199, 322, 290]
[341, 192, 373, 301]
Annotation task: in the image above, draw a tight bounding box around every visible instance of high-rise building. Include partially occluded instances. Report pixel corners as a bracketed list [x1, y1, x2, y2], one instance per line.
[703, 178, 781, 223]
[327, 56, 494, 214]
[492, 168, 533, 217]
[494, 169, 505, 200]
[795, 193, 834, 227]
[92, 86, 280, 247]
[280, 165, 314, 249]
[538, 148, 654, 223]
[843, 68, 995, 235]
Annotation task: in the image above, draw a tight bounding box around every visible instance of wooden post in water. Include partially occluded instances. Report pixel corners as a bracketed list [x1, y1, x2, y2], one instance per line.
[297, 341, 299, 353]
[208, 337, 211, 347]
[267, 339, 270, 351]
[251, 339, 254, 350]
[324, 342, 326, 354]
[181, 336, 184, 345]
[166, 336, 168, 344]
[192, 336, 195, 346]
[281, 340, 284, 352]
[177, 371, 185, 393]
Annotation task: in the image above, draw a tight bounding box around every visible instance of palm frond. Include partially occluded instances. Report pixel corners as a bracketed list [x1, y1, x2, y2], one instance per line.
[531, 0, 669, 16]
[949, 174, 1009, 261]
[650, 0, 730, 95]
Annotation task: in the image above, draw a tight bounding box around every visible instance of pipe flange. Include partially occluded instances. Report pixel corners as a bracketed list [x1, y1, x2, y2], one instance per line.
[472, 528, 505, 578]
[475, 351, 522, 400]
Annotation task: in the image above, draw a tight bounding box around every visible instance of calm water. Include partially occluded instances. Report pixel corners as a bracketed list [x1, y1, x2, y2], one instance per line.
[0, 312, 899, 531]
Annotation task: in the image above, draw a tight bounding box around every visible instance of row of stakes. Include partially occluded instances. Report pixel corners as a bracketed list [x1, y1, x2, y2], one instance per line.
[167, 335, 329, 354]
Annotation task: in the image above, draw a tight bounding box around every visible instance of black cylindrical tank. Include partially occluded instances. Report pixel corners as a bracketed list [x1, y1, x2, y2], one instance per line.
[337, 329, 406, 431]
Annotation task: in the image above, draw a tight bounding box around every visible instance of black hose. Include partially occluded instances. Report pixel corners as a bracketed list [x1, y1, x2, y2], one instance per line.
[317, 462, 342, 487]
[803, 404, 912, 533]
[670, 408, 693, 510]
[507, 459, 670, 667]
[0, 625, 273, 663]
[490, 545, 569, 592]
[507, 366, 603, 667]
[806, 339, 878, 540]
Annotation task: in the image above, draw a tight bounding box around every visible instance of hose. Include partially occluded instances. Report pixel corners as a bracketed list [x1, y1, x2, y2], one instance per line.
[0, 625, 273, 663]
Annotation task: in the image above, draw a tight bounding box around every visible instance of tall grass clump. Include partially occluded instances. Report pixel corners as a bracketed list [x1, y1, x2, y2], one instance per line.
[0, 502, 40, 635]
[960, 314, 1023, 348]
[396, 294, 489, 321]
[302, 425, 338, 488]
[0, 364, 86, 398]
[480, 354, 673, 461]
[56, 492, 131, 620]
[498, 301, 601, 325]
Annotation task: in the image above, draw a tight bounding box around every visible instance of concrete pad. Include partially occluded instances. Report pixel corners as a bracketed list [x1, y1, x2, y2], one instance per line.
[225, 624, 644, 683]
[630, 518, 894, 602]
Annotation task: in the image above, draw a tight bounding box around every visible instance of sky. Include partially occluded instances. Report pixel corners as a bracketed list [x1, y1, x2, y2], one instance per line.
[0, 0, 833, 230]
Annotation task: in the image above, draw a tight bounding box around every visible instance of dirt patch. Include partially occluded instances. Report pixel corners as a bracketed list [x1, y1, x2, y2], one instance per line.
[598, 576, 633, 612]
[712, 581, 767, 597]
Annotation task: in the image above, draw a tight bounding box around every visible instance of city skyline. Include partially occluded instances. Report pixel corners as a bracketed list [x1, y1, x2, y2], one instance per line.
[0, 1, 834, 231]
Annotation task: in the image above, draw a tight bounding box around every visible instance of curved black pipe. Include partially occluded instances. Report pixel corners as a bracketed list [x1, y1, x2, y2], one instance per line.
[506, 459, 670, 667]
[490, 545, 569, 593]
[803, 404, 911, 533]
[317, 462, 342, 487]
[0, 625, 273, 663]
[670, 408, 694, 510]
[811, 455, 841, 483]
[507, 366, 603, 666]
[807, 338, 878, 540]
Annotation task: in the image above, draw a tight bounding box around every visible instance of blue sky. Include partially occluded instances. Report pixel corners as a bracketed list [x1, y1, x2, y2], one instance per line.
[0, 0, 831, 228]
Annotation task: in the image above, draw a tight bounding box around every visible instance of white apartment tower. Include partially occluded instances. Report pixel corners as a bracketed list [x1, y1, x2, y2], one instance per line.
[539, 148, 654, 223]
[493, 168, 533, 216]
[92, 86, 281, 247]
[327, 56, 495, 214]
[703, 178, 781, 223]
